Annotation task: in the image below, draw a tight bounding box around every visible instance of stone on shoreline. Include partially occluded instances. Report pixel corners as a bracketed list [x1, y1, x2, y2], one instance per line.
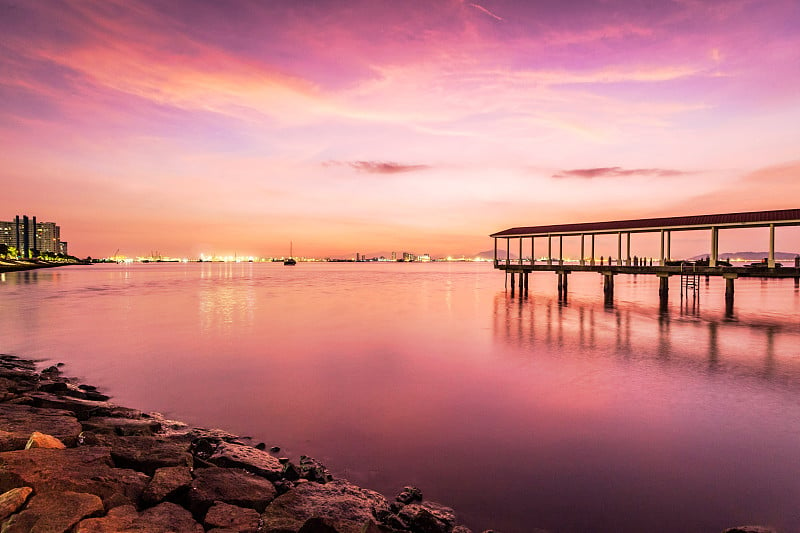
[397, 501, 456, 533]
[0, 404, 81, 450]
[0, 487, 32, 522]
[189, 466, 278, 516]
[141, 466, 193, 505]
[75, 501, 204, 532]
[84, 434, 193, 475]
[207, 441, 285, 481]
[0, 447, 149, 508]
[1, 490, 103, 532]
[81, 416, 162, 436]
[25, 431, 66, 449]
[204, 501, 261, 532]
[260, 479, 391, 533]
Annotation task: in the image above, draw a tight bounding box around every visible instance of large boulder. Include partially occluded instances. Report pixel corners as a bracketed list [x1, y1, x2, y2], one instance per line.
[260, 479, 391, 533]
[75, 502, 204, 532]
[397, 502, 456, 533]
[204, 501, 261, 532]
[87, 435, 193, 475]
[189, 467, 277, 516]
[25, 431, 66, 449]
[141, 466, 193, 505]
[0, 486, 32, 522]
[207, 441, 284, 481]
[0, 404, 82, 450]
[1, 490, 103, 532]
[0, 447, 149, 508]
[81, 417, 162, 437]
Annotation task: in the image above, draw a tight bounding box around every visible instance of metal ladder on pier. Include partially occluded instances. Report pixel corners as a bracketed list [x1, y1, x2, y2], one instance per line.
[680, 264, 701, 300]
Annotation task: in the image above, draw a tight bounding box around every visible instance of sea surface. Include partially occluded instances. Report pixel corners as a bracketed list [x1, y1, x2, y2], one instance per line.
[2, 262, 800, 532]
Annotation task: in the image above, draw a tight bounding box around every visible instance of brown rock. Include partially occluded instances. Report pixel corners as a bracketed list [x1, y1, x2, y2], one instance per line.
[0, 404, 82, 450]
[207, 441, 284, 480]
[141, 466, 193, 505]
[2, 490, 103, 532]
[0, 447, 149, 508]
[722, 527, 778, 533]
[189, 466, 277, 516]
[75, 501, 204, 532]
[27, 392, 110, 420]
[25, 431, 66, 449]
[92, 435, 193, 475]
[0, 486, 33, 522]
[397, 502, 456, 533]
[81, 417, 162, 436]
[260, 479, 391, 533]
[298, 517, 341, 532]
[204, 501, 260, 532]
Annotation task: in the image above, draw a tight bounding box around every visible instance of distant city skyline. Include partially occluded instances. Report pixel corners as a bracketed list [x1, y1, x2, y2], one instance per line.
[1, 1, 799, 258]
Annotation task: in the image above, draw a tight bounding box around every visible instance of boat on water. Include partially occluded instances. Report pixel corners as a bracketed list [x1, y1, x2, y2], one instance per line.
[284, 242, 296, 266]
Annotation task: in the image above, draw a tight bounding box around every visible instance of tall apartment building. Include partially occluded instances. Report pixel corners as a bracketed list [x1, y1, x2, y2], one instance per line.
[0, 215, 63, 257]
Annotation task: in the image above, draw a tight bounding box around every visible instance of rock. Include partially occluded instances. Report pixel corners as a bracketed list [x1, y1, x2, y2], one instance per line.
[2, 490, 103, 532]
[298, 517, 341, 532]
[298, 455, 333, 483]
[81, 417, 162, 436]
[204, 501, 261, 532]
[27, 392, 110, 419]
[207, 441, 284, 481]
[93, 435, 193, 475]
[395, 486, 423, 505]
[141, 466, 193, 505]
[0, 404, 82, 450]
[260, 479, 391, 533]
[75, 501, 204, 532]
[270, 446, 280, 453]
[189, 466, 277, 516]
[0, 447, 149, 508]
[25, 431, 66, 449]
[722, 526, 777, 533]
[397, 502, 456, 533]
[452, 527, 473, 533]
[0, 486, 33, 522]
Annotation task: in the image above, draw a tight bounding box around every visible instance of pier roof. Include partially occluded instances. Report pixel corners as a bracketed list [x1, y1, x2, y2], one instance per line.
[490, 208, 800, 237]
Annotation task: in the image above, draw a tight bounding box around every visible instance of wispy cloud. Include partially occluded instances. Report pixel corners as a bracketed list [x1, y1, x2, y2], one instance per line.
[552, 167, 689, 179]
[468, 3, 504, 22]
[324, 161, 431, 174]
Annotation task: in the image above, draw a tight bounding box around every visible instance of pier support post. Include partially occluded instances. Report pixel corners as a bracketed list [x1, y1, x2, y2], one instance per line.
[580, 234, 585, 266]
[510, 271, 516, 295]
[710, 227, 719, 267]
[559, 235, 564, 265]
[724, 273, 736, 302]
[524, 272, 529, 292]
[626, 232, 631, 266]
[617, 232, 622, 266]
[658, 273, 669, 302]
[531, 237, 535, 265]
[519, 238, 523, 265]
[591, 235, 596, 266]
[768, 224, 775, 268]
[547, 235, 552, 266]
[602, 272, 614, 298]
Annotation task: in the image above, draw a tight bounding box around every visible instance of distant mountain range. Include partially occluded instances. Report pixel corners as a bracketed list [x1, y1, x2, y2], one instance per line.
[476, 250, 517, 260]
[689, 251, 799, 261]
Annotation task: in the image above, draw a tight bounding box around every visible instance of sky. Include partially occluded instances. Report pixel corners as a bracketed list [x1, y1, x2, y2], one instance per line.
[1, 0, 799, 259]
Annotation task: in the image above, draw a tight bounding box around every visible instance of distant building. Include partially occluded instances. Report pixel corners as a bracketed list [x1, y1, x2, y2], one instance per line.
[0, 215, 63, 257]
[402, 252, 416, 262]
[391, 251, 397, 261]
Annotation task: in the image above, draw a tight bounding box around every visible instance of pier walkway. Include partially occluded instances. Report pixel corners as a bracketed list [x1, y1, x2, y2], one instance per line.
[490, 209, 800, 305]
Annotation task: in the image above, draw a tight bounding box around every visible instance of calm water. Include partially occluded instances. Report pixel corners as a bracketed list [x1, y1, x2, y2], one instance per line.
[2, 262, 800, 532]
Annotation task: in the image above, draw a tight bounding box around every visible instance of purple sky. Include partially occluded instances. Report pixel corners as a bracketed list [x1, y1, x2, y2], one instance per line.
[1, 0, 799, 258]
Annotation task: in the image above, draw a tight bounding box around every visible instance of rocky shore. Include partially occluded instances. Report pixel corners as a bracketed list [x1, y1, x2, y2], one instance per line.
[0, 354, 485, 533]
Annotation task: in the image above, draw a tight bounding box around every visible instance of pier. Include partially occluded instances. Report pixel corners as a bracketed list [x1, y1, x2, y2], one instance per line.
[490, 208, 800, 305]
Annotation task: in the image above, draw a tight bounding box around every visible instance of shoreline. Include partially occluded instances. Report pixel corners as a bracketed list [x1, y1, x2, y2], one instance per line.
[0, 354, 484, 532]
[0, 259, 88, 274]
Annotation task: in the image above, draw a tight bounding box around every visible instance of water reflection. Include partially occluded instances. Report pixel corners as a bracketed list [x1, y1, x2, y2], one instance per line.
[493, 291, 800, 387]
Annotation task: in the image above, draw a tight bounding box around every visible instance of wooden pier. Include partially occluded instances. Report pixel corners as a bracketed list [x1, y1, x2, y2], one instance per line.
[490, 208, 800, 305]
